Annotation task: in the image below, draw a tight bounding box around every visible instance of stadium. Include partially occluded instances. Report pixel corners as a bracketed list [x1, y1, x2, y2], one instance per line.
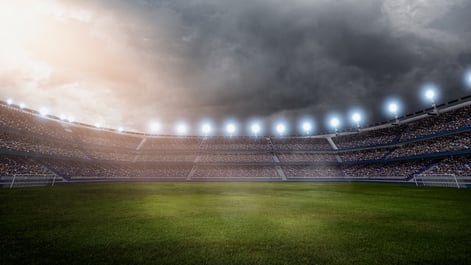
[1, 1, 471, 265]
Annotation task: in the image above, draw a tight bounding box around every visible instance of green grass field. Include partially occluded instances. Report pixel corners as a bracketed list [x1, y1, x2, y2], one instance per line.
[1, 182, 470, 265]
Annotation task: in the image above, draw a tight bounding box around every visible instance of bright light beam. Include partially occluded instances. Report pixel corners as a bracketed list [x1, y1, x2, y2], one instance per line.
[251, 123, 261, 136]
[276, 123, 286, 136]
[302, 122, 312, 134]
[202, 123, 212, 135]
[226, 123, 236, 136]
[330, 118, 340, 131]
[352, 112, 362, 128]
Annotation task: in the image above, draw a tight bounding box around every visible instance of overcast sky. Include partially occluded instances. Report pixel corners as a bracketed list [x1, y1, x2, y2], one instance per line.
[1, 0, 470, 135]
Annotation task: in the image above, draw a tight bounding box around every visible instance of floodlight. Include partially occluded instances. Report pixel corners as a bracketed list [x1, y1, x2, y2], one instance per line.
[39, 107, 49, 117]
[352, 113, 361, 123]
[226, 123, 236, 135]
[276, 123, 286, 135]
[176, 122, 188, 135]
[6, 98, 13, 105]
[118, 127, 124, 133]
[465, 69, 471, 88]
[202, 123, 212, 135]
[388, 103, 398, 114]
[251, 123, 261, 135]
[330, 118, 340, 129]
[149, 122, 161, 133]
[19, 103, 25, 109]
[302, 122, 312, 133]
[425, 89, 435, 101]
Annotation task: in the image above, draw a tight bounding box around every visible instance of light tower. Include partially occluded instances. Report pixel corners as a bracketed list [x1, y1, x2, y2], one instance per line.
[330, 117, 340, 135]
[423, 85, 439, 115]
[352, 112, 362, 131]
[388, 102, 399, 125]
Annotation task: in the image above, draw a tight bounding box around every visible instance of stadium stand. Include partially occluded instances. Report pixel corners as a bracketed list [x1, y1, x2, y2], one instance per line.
[1, 99, 471, 187]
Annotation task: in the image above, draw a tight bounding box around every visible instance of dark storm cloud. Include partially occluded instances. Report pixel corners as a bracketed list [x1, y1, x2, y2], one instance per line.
[122, 0, 471, 130]
[2, 0, 470, 133]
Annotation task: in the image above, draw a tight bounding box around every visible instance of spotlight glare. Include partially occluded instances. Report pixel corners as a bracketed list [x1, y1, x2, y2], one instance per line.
[176, 122, 188, 135]
[19, 103, 25, 109]
[6, 98, 13, 105]
[118, 127, 124, 133]
[302, 122, 312, 133]
[149, 122, 161, 133]
[465, 69, 471, 88]
[388, 103, 398, 114]
[39, 107, 49, 117]
[330, 118, 340, 128]
[276, 123, 286, 135]
[202, 123, 212, 135]
[226, 123, 236, 135]
[251, 123, 261, 135]
[425, 89, 435, 101]
[352, 113, 361, 123]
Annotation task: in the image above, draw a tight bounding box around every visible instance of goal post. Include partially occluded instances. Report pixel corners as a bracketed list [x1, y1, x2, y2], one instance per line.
[5, 174, 58, 188]
[414, 173, 461, 188]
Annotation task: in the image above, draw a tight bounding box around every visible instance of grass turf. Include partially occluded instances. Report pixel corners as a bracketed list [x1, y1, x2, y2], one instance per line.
[0, 182, 470, 265]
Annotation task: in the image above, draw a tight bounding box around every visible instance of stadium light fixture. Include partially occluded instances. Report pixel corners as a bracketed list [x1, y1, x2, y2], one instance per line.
[19, 102, 25, 109]
[421, 84, 439, 115]
[388, 103, 398, 114]
[175, 122, 188, 135]
[465, 69, 471, 88]
[352, 112, 362, 128]
[226, 123, 236, 136]
[6, 98, 13, 105]
[425, 89, 435, 101]
[330, 117, 340, 133]
[202, 123, 212, 135]
[251, 122, 261, 136]
[276, 123, 286, 136]
[302, 121, 312, 134]
[149, 121, 161, 134]
[39, 107, 49, 117]
[386, 99, 401, 124]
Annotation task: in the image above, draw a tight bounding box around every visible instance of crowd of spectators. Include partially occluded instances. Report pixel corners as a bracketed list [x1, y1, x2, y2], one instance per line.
[389, 132, 471, 159]
[0, 131, 88, 159]
[2, 101, 471, 181]
[270, 137, 332, 151]
[192, 165, 279, 178]
[141, 137, 202, 150]
[339, 148, 394, 162]
[334, 126, 405, 149]
[200, 136, 271, 151]
[0, 105, 76, 141]
[0, 155, 55, 176]
[198, 152, 273, 163]
[72, 126, 143, 149]
[282, 165, 343, 178]
[136, 152, 197, 162]
[342, 160, 432, 177]
[277, 153, 337, 162]
[400, 105, 471, 141]
[427, 156, 471, 177]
